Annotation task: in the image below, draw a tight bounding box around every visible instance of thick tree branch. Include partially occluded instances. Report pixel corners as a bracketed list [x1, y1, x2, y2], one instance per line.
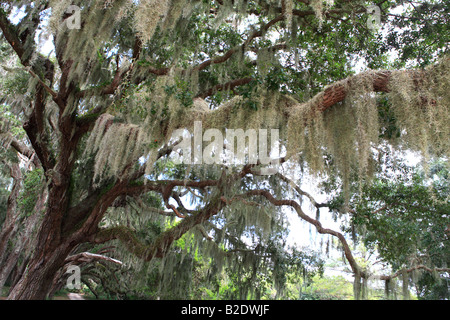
[23, 96, 56, 172]
[25, 67, 58, 99]
[77, 62, 135, 99]
[0, 10, 29, 65]
[64, 252, 123, 266]
[313, 70, 392, 113]
[90, 192, 227, 261]
[61, 139, 183, 235]
[85, 166, 254, 261]
[197, 60, 442, 131]
[0, 131, 41, 168]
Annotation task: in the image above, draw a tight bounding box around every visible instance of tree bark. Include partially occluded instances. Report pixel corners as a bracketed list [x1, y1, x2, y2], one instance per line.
[353, 271, 362, 300]
[0, 188, 47, 294]
[402, 268, 410, 300]
[7, 242, 74, 300]
[0, 163, 22, 266]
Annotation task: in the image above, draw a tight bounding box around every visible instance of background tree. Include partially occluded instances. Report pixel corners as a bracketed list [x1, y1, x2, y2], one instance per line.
[343, 157, 449, 299]
[0, 0, 448, 299]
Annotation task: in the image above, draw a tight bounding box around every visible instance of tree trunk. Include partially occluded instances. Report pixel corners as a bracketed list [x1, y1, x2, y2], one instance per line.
[7, 243, 74, 300]
[353, 272, 362, 300]
[402, 268, 410, 300]
[384, 279, 391, 300]
[361, 276, 368, 300]
[0, 163, 22, 265]
[0, 212, 42, 293]
[0, 187, 47, 295]
[6, 187, 74, 299]
[0, 247, 21, 291]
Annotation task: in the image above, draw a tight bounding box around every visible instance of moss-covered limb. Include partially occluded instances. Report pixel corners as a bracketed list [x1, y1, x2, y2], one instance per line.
[61, 182, 116, 236]
[377, 265, 450, 281]
[91, 226, 153, 260]
[88, 167, 238, 261]
[25, 67, 58, 99]
[91, 193, 226, 261]
[188, 59, 447, 135]
[125, 178, 220, 199]
[77, 57, 137, 100]
[23, 112, 55, 173]
[83, 57, 449, 189]
[21, 55, 57, 173]
[80, 164, 245, 260]
[274, 172, 329, 209]
[0, 9, 27, 61]
[287, 69, 392, 119]
[0, 6, 45, 66]
[3, 132, 41, 168]
[84, 57, 448, 190]
[64, 172, 217, 242]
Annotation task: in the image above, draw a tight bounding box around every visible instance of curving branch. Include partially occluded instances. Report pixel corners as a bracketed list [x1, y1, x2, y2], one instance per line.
[86, 165, 256, 261]
[90, 192, 227, 261]
[253, 174, 450, 287]
[65, 252, 123, 267]
[25, 67, 58, 99]
[0, 10, 31, 65]
[274, 172, 329, 209]
[1, 131, 41, 168]
[245, 188, 365, 277]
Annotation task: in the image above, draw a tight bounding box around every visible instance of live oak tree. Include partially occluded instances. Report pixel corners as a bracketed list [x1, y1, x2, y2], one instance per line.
[0, 0, 448, 299]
